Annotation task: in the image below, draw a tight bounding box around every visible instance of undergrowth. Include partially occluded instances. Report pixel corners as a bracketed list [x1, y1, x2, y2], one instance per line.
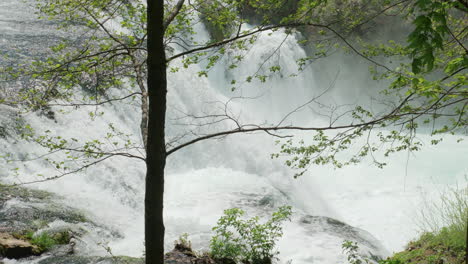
[25, 230, 71, 252]
[343, 186, 467, 264]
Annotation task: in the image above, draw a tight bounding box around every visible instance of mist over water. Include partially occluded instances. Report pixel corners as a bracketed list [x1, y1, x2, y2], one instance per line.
[1, 1, 467, 263]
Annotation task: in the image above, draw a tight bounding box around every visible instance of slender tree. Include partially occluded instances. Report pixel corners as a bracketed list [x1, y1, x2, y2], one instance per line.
[146, 0, 167, 262]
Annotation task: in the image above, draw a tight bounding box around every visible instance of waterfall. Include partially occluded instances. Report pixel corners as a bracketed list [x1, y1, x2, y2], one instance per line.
[1, 1, 467, 263]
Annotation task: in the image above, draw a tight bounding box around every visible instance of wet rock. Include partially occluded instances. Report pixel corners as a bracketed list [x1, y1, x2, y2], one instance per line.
[0, 184, 52, 202]
[173, 243, 195, 255]
[0, 183, 124, 263]
[165, 250, 195, 264]
[258, 195, 275, 207]
[0, 232, 39, 259]
[0, 185, 88, 233]
[299, 215, 387, 261]
[212, 258, 235, 264]
[195, 256, 217, 264]
[301, 215, 371, 244]
[0, 126, 7, 139]
[36, 251, 217, 264]
[164, 244, 216, 264]
[37, 256, 144, 264]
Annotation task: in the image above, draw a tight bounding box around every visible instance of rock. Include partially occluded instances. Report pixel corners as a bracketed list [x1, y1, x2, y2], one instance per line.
[35, 252, 216, 264]
[173, 243, 195, 255]
[34, 245, 216, 264]
[211, 258, 235, 264]
[37, 256, 144, 264]
[299, 215, 387, 261]
[194, 256, 216, 264]
[165, 250, 195, 264]
[164, 244, 216, 264]
[0, 184, 124, 263]
[0, 185, 87, 233]
[0, 232, 39, 259]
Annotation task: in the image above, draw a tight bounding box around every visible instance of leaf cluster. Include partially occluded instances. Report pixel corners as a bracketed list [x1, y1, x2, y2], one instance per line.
[210, 206, 292, 264]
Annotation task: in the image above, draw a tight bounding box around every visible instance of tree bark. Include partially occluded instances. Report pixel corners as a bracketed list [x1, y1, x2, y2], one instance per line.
[146, 0, 167, 263]
[129, 52, 149, 149]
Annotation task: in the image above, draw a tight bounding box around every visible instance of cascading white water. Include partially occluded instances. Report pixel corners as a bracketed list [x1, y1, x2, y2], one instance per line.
[1, 1, 467, 263]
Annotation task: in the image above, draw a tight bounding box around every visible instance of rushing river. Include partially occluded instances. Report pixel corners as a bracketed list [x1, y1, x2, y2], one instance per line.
[0, 1, 467, 263]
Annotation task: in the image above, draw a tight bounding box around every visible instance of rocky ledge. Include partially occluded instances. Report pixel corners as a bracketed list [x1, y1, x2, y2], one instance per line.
[0, 184, 224, 264]
[0, 184, 110, 261]
[0, 232, 39, 259]
[30, 244, 219, 264]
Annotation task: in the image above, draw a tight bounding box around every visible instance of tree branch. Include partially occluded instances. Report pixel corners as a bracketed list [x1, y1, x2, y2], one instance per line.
[48, 92, 142, 107]
[166, 86, 416, 156]
[10, 155, 113, 186]
[163, 0, 185, 30]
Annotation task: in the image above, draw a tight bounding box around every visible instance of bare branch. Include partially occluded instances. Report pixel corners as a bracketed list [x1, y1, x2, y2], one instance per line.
[48, 92, 142, 107]
[11, 155, 113, 186]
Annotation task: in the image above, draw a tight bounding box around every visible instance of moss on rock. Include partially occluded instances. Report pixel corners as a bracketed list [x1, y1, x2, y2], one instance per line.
[0, 184, 53, 201]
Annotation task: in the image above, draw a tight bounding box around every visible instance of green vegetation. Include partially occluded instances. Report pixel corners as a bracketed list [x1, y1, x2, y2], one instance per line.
[27, 231, 57, 251]
[387, 187, 467, 264]
[418, 187, 467, 247]
[24, 230, 71, 252]
[343, 187, 467, 264]
[342, 240, 371, 264]
[388, 230, 465, 264]
[168, 207, 292, 263]
[0, 184, 52, 201]
[210, 206, 292, 264]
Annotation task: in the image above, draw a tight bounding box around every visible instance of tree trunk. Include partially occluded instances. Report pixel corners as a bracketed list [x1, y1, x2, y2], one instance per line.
[129, 52, 149, 149]
[146, 0, 167, 263]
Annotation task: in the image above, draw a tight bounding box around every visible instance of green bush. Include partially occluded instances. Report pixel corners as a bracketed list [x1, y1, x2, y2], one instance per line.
[26, 231, 57, 251]
[25, 230, 71, 252]
[210, 206, 292, 264]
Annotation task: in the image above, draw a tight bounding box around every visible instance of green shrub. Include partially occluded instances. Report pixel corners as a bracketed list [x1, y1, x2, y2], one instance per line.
[25, 230, 71, 252]
[210, 206, 292, 264]
[26, 231, 57, 251]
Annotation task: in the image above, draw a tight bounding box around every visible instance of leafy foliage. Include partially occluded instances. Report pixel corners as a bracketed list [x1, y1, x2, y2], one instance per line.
[342, 240, 403, 264]
[210, 206, 292, 264]
[25, 230, 70, 252]
[407, 0, 466, 74]
[275, 0, 467, 176]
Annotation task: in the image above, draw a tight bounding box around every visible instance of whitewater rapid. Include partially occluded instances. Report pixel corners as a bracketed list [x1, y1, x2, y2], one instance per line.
[1, 1, 467, 263]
